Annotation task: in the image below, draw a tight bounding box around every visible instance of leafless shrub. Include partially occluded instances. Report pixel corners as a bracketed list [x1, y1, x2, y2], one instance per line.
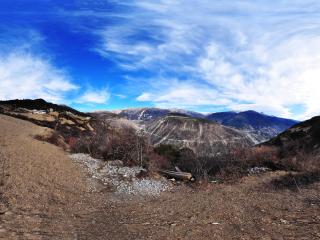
[176, 148, 197, 172]
[71, 135, 92, 154]
[146, 151, 171, 171]
[278, 153, 320, 172]
[252, 144, 320, 173]
[271, 171, 320, 191]
[103, 127, 150, 166]
[165, 144, 280, 181]
[247, 146, 282, 170]
[34, 131, 68, 150]
[72, 121, 151, 166]
[154, 142, 319, 181]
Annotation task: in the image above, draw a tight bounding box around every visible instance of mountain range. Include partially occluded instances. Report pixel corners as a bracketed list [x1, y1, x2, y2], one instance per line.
[117, 108, 298, 143]
[118, 107, 205, 121]
[206, 110, 298, 143]
[0, 99, 300, 156]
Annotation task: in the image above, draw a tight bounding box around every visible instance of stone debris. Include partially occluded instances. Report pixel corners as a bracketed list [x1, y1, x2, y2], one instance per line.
[210, 222, 220, 225]
[248, 166, 270, 175]
[70, 153, 170, 197]
[280, 219, 289, 224]
[116, 179, 169, 196]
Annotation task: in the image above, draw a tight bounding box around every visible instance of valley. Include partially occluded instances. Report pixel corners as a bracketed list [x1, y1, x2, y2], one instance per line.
[0, 99, 319, 239]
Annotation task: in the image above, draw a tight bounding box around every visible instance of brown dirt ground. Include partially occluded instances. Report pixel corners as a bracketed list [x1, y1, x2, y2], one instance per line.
[0, 114, 319, 240]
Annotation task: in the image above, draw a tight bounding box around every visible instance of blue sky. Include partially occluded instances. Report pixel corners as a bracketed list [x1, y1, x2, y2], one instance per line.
[1, 0, 320, 120]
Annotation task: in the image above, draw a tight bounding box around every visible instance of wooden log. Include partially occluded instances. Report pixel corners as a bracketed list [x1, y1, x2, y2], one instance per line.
[159, 170, 193, 181]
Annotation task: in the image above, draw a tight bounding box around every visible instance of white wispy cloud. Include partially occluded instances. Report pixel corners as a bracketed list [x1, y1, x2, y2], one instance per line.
[92, 0, 320, 120]
[0, 51, 78, 103]
[76, 88, 110, 104]
[0, 26, 111, 106]
[2, 0, 320, 119]
[136, 79, 230, 109]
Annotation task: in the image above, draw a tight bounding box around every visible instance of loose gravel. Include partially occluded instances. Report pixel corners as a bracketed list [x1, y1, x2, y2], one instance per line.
[248, 166, 270, 175]
[70, 153, 170, 197]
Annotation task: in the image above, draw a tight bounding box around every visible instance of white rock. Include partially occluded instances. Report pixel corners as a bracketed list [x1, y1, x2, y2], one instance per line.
[70, 153, 170, 197]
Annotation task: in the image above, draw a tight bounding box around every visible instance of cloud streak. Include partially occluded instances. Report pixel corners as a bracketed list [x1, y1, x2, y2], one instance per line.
[2, 1, 320, 119]
[0, 51, 78, 103]
[76, 88, 110, 104]
[93, 0, 320, 119]
[0, 29, 110, 106]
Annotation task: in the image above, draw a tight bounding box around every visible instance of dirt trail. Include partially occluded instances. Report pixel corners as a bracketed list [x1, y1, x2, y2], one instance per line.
[0, 114, 128, 239]
[0, 114, 319, 239]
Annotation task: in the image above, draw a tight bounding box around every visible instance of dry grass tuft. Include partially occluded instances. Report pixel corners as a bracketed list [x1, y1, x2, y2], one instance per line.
[34, 130, 69, 150]
[271, 171, 320, 191]
[0, 151, 9, 210]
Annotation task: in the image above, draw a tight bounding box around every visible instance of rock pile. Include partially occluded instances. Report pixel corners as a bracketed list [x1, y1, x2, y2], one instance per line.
[70, 153, 170, 197]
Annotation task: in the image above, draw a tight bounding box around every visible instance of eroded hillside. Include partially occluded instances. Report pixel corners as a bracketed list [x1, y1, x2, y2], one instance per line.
[144, 114, 255, 155]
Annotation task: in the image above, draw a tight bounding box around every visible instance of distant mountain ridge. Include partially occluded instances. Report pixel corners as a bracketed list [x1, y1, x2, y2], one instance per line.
[207, 110, 299, 143]
[0, 100, 299, 146]
[118, 107, 205, 121]
[118, 108, 298, 143]
[206, 110, 297, 129]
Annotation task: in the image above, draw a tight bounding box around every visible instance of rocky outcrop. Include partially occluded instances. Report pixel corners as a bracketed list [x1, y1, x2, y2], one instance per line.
[264, 116, 320, 155]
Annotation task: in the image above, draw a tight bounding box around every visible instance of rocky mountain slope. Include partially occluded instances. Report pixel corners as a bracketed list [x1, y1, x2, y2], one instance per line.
[0, 99, 95, 149]
[90, 111, 140, 130]
[117, 108, 298, 144]
[118, 107, 205, 121]
[207, 110, 298, 143]
[89, 111, 255, 156]
[265, 115, 320, 155]
[0, 98, 87, 117]
[144, 114, 255, 155]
